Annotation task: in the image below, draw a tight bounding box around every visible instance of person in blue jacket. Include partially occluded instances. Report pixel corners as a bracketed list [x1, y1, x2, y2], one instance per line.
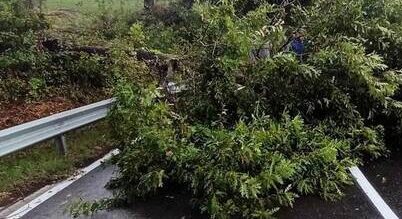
[290, 31, 305, 60]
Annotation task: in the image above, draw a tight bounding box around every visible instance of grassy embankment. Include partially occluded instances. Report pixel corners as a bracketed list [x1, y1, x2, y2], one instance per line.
[45, 0, 144, 11]
[0, 122, 114, 206]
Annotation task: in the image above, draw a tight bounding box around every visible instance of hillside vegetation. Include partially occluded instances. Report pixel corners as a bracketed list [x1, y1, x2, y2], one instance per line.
[0, 0, 150, 105]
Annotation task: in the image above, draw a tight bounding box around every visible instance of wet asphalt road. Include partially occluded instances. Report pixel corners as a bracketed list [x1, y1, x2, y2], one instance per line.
[18, 163, 389, 219]
[277, 185, 382, 219]
[362, 157, 402, 217]
[21, 165, 202, 219]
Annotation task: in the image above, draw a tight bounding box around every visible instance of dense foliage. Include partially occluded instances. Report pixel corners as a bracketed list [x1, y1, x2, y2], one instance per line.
[71, 0, 402, 218]
[0, 0, 147, 103]
[6, 0, 402, 218]
[100, 84, 353, 218]
[0, 0, 48, 101]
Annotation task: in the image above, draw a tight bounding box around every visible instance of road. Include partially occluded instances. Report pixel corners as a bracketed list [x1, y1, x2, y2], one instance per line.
[13, 163, 393, 219]
[362, 157, 402, 217]
[20, 165, 202, 219]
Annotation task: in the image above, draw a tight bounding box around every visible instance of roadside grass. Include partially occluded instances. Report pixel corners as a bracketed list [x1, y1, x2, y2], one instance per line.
[0, 121, 114, 207]
[43, 0, 172, 41]
[44, 0, 144, 12]
[43, 0, 145, 42]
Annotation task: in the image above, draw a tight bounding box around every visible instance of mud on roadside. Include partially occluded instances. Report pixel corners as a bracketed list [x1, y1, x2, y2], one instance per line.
[0, 97, 81, 130]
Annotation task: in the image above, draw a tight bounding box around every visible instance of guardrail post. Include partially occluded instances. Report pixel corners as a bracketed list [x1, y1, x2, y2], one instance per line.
[54, 135, 67, 155]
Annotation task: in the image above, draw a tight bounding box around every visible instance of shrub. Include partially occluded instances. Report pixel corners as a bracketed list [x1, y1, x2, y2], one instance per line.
[28, 77, 46, 100]
[0, 0, 48, 102]
[0, 0, 48, 72]
[0, 77, 29, 102]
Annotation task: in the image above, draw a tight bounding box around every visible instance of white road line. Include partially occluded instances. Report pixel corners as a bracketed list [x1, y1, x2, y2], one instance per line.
[5, 149, 120, 219]
[349, 166, 399, 219]
[3, 154, 398, 219]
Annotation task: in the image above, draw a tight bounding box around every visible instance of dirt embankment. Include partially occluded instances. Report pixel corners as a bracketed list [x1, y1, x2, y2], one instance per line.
[0, 97, 80, 130]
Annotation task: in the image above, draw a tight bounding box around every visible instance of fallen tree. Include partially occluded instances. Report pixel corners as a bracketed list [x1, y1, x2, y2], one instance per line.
[41, 37, 181, 83]
[70, 0, 402, 218]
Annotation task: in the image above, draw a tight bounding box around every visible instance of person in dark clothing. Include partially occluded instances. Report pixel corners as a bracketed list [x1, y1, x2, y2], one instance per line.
[290, 31, 305, 60]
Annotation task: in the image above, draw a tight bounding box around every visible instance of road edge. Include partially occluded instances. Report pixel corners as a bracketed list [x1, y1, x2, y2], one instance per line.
[2, 149, 119, 219]
[349, 166, 399, 219]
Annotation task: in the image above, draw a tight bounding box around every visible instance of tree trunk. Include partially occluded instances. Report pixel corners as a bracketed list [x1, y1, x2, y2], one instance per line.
[144, 0, 155, 10]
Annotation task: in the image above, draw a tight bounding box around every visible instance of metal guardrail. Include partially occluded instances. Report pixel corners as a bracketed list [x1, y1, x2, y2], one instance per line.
[0, 98, 115, 157]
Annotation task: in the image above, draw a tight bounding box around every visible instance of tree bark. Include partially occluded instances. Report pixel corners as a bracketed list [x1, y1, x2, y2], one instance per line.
[144, 0, 155, 10]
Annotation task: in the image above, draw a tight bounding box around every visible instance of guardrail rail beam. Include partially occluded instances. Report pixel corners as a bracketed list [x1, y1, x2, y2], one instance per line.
[0, 98, 115, 157]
